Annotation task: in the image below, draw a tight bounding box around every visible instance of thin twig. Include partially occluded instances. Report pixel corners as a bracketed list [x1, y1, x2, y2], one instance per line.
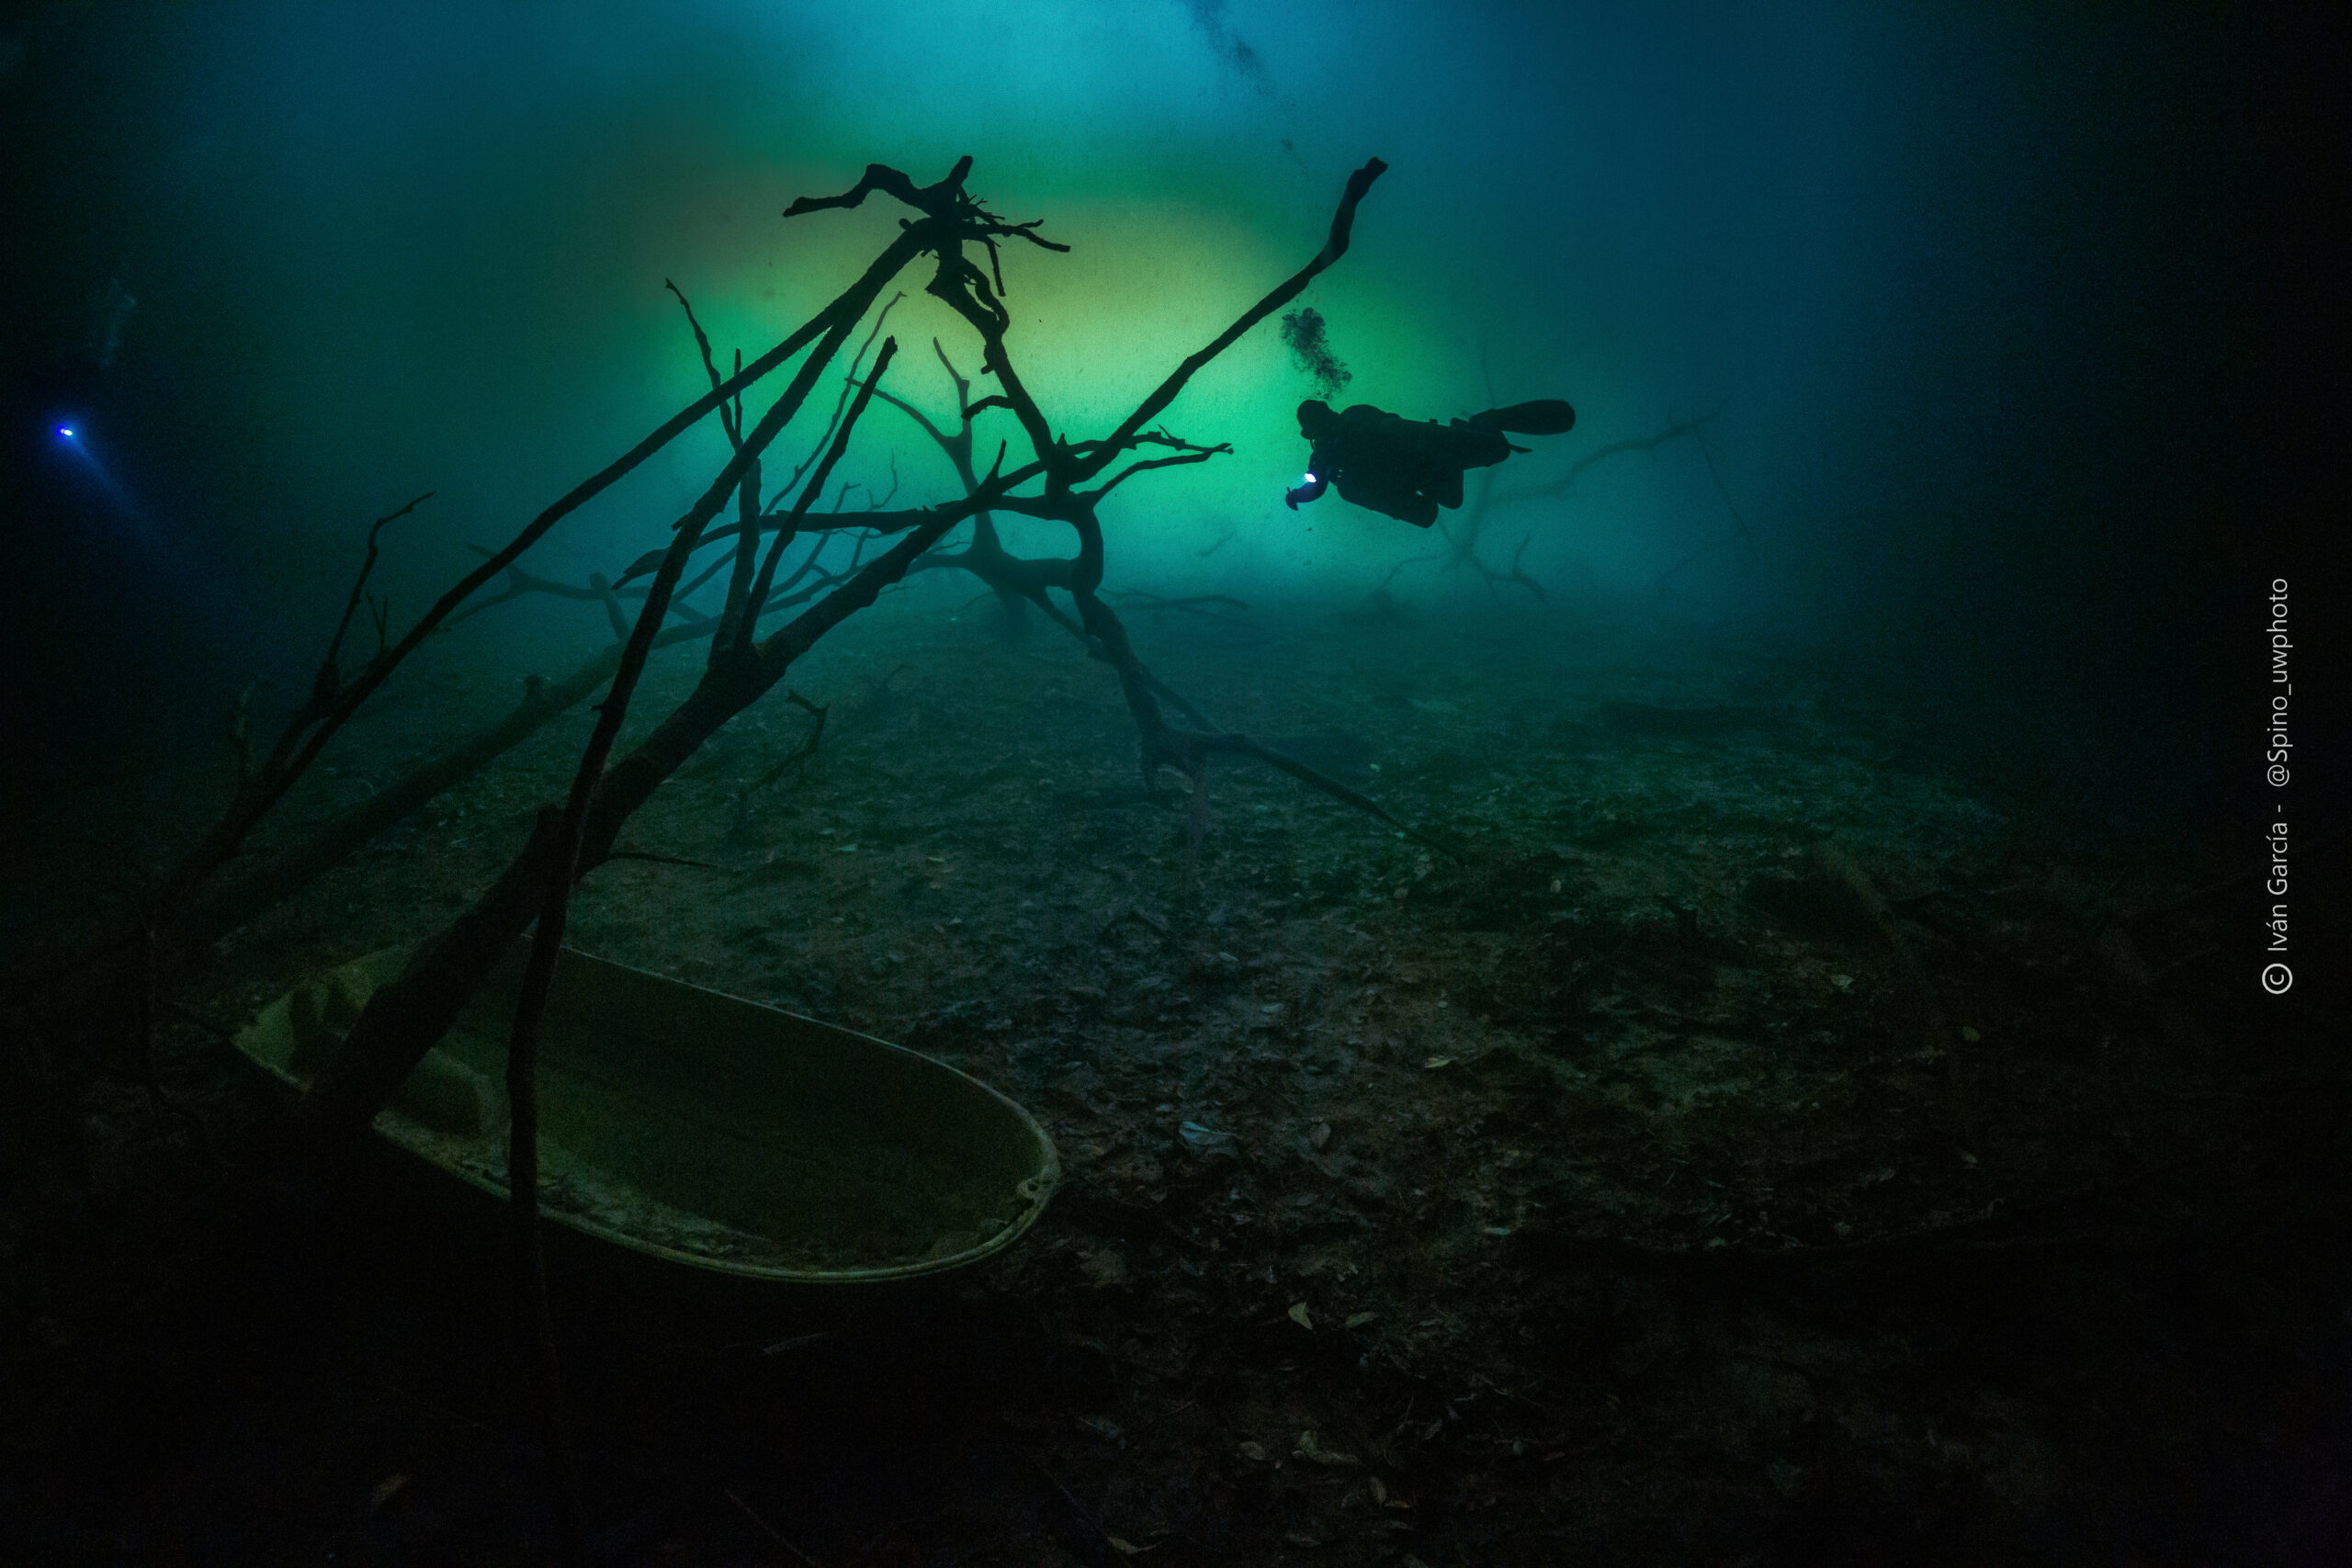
[319, 491, 434, 693]
[747, 692, 829, 791]
[721, 1487, 822, 1567]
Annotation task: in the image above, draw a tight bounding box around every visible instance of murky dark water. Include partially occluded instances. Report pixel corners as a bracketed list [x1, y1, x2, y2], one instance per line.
[3, 6, 2342, 1563]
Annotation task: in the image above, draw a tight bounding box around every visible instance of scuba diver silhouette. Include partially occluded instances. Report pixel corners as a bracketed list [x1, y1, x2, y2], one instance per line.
[1283, 397, 1577, 527]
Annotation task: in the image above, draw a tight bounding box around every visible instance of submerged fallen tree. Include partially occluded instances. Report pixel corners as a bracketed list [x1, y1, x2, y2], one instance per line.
[300, 150, 1394, 1145]
[275, 159, 1392, 1556]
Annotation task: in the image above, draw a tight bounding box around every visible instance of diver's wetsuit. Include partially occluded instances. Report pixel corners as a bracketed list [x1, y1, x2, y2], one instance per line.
[1283, 398, 1576, 527]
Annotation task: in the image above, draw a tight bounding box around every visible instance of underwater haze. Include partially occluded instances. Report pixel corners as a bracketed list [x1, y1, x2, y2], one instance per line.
[3, 1, 2331, 822]
[4, 5, 2347, 1563]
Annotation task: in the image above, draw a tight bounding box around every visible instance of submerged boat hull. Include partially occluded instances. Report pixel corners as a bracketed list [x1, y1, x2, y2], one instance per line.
[236, 943, 1058, 1284]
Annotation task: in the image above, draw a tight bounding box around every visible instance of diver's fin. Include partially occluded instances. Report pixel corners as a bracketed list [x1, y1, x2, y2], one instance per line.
[1469, 399, 1577, 436]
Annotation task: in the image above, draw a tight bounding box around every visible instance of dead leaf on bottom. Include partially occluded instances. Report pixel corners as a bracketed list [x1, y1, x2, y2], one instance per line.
[1294, 1430, 1361, 1467]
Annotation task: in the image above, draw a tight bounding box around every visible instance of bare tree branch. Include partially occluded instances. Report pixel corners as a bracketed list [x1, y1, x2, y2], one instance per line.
[741, 338, 901, 641]
[1078, 158, 1387, 481]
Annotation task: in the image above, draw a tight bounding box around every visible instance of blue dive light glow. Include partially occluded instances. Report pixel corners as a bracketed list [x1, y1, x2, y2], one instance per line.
[58, 426, 74, 439]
